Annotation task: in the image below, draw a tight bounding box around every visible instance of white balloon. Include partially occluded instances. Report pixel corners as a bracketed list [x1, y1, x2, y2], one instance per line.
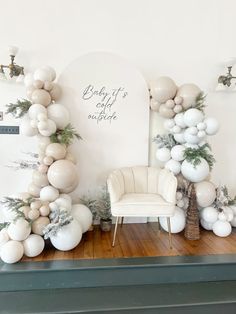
[188, 127, 198, 135]
[23, 234, 45, 257]
[204, 118, 220, 135]
[160, 207, 186, 233]
[184, 108, 204, 127]
[155, 147, 171, 162]
[20, 118, 38, 137]
[197, 122, 207, 130]
[32, 170, 49, 187]
[172, 125, 181, 134]
[38, 119, 57, 137]
[1, 241, 24, 264]
[7, 218, 31, 241]
[174, 131, 186, 144]
[34, 67, 53, 82]
[24, 73, 34, 87]
[201, 207, 218, 223]
[195, 181, 216, 207]
[170, 145, 185, 161]
[0, 229, 9, 249]
[165, 159, 181, 175]
[47, 160, 78, 190]
[40, 185, 59, 202]
[230, 216, 236, 227]
[184, 129, 201, 144]
[200, 219, 213, 230]
[222, 206, 234, 222]
[213, 220, 232, 237]
[47, 103, 70, 130]
[50, 219, 82, 251]
[181, 158, 210, 182]
[164, 119, 175, 130]
[28, 104, 47, 120]
[174, 113, 187, 128]
[71, 204, 93, 233]
[41, 66, 56, 81]
[218, 211, 227, 221]
[197, 131, 206, 138]
[55, 197, 72, 211]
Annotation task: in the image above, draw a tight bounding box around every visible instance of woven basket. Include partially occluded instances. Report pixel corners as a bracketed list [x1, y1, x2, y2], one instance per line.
[184, 183, 200, 240]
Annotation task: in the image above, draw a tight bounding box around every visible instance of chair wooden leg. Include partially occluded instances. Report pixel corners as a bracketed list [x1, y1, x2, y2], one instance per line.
[120, 217, 124, 227]
[167, 217, 172, 249]
[112, 217, 119, 247]
[157, 217, 161, 235]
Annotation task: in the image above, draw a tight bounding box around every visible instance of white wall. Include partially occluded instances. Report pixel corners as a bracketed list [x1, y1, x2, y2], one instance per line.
[0, 0, 236, 213]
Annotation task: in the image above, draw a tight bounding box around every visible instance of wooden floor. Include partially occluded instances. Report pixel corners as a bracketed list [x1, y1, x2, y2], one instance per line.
[22, 223, 236, 262]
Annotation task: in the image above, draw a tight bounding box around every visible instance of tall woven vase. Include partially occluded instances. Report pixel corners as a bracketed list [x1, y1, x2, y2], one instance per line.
[184, 183, 200, 240]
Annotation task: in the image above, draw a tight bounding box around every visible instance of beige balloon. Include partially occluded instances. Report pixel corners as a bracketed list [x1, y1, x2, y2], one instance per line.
[176, 84, 201, 110]
[150, 98, 161, 112]
[50, 83, 62, 101]
[65, 152, 77, 164]
[19, 206, 31, 219]
[28, 209, 40, 220]
[33, 80, 44, 89]
[159, 104, 175, 118]
[32, 217, 50, 235]
[47, 160, 78, 189]
[44, 81, 54, 91]
[31, 89, 52, 107]
[28, 183, 41, 197]
[32, 170, 49, 187]
[39, 205, 50, 217]
[59, 177, 79, 193]
[26, 86, 36, 100]
[150, 77, 177, 103]
[46, 143, 67, 160]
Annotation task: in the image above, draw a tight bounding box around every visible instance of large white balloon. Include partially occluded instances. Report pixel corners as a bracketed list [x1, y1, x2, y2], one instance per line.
[1, 241, 24, 264]
[7, 218, 31, 241]
[47, 103, 70, 129]
[184, 108, 204, 127]
[204, 118, 220, 135]
[150, 77, 177, 103]
[176, 84, 201, 109]
[47, 160, 78, 189]
[71, 204, 93, 233]
[159, 207, 186, 233]
[195, 181, 216, 207]
[50, 219, 82, 251]
[40, 185, 59, 202]
[174, 113, 187, 128]
[181, 158, 210, 182]
[23, 234, 45, 257]
[155, 147, 171, 162]
[170, 145, 185, 161]
[201, 206, 218, 223]
[213, 220, 232, 237]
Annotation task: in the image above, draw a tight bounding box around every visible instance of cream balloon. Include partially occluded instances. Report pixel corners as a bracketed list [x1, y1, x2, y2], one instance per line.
[1, 241, 24, 264]
[59, 179, 79, 193]
[32, 217, 50, 235]
[150, 98, 161, 111]
[39, 205, 50, 217]
[38, 119, 57, 137]
[50, 83, 62, 101]
[159, 105, 175, 119]
[32, 170, 49, 187]
[195, 181, 216, 207]
[33, 80, 44, 89]
[41, 66, 56, 81]
[181, 158, 210, 182]
[47, 103, 70, 129]
[150, 77, 177, 103]
[31, 89, 52, 107]
[23, 234, 45, 257]
[20, 118, 38, 137]
[34, 67, 54, 82]
[71, 204, 93, 233]
[28, 103, 47, 120]
[28, 209, 40, 220]
[47, 160, 78, 189]
[40, 185, 59, 202]
[30, 200, 42, 210]
[28, 183, 41, 197]
[50, 219, 82, 251]
[176, 84, 201, 109]
[46, 143, 67, 160]
[7, 218, 31, 241]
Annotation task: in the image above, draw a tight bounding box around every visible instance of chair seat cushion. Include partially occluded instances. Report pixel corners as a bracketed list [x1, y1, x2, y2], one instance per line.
[111, 193, 175, 217]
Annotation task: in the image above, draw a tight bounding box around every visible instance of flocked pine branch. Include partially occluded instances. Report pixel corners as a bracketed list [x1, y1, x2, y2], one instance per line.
[94, 186, 112, 221]
[1, 197, 34, 222]
[6, 159, 39, 171]
[5, 99, 32, 118]
[50, 124, 82, 146]
[184, 143, 215, 170]
[0, 222, 10, 231]
[214, 185, 236, 209]
[80, 195, 99, 221]
[153, 133, 176, 149]
[43, 206, 73, 239]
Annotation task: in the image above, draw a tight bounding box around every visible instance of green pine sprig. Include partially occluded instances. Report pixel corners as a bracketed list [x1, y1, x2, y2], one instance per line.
[0, 222, 10, 231]
[50, 124, 82, 146]
[5, 99, 32, 118]
[153, 133, 176, 149]
[183, 143, 215, 170]
[1, 196, 34, 222]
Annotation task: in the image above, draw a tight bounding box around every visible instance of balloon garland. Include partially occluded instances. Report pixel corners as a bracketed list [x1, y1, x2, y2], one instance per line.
[150, 76, 236, 238]
[0, 66, 92, 264]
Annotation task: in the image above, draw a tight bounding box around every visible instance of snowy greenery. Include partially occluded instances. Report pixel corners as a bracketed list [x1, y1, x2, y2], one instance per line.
[1, 197, 34, 222]
[153, 134, 176, 149]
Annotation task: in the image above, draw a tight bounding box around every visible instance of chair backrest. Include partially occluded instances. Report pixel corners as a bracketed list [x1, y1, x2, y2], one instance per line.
[112, 166, 162, 194]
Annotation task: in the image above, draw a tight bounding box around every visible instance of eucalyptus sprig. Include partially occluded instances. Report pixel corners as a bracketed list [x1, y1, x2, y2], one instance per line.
[183, 143, 215, 170]
[50, 124, 82, 146]
[153, 133, 176, 149]
[5, 99, 32, 118]
[1, 196, 34, 222]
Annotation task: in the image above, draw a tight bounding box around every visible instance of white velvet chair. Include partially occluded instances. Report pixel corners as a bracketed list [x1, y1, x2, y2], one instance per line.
[107, 166, 177, 248]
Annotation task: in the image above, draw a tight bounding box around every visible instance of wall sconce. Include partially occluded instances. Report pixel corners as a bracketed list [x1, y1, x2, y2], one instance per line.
[216, 58, 236, 91]
[0, 46, 25, 83]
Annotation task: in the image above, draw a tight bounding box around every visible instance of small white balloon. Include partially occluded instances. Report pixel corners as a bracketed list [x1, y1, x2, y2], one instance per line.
[174, 96, 183, 105]
[7, 218, 31, 241]
[159, 207, 186, 233]
[213, 220, 232, 237]
[38, 119, 56, 137]
[28, 104, 47, 120]
[165, 159, 181, 175]
[172, 125, 181, 134]
[200, 219, 213, 230]
[184, 129, 201, 144]
[176, 191, 183, 201]
[155, 147, 171, 162]
[197, 131, 206, 138]
[1, 241, 24, 264]
[197, 122, 207, 130]
[201, 207, 218, 223]
[173, 105, 182, 113]
[23, 234, 45, 257]
[174, 113, 187, 128]
[20, 118, 38, 137]
[205, 118, 220, 135]
[165, 99, 175, 109]
[40, 185, 59, 202]
[188, 127, 198, 135]
[164, 119, 175, 130]
[171, 145, 185, 161]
